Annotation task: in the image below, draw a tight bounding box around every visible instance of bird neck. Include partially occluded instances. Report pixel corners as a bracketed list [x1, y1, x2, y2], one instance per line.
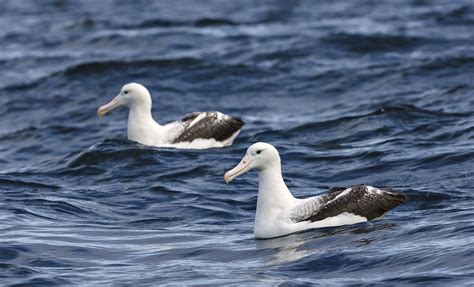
[255, 163, 296, 224]
[127, 104, 163, 145]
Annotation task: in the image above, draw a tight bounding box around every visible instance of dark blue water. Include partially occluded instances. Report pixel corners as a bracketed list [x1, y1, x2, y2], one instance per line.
[1, 0, 473, 285]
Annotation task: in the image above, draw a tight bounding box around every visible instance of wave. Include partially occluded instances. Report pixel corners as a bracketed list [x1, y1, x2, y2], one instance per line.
[0, 56, 271, 93]
[0, 125, 85, 141]
[0, 178, 60, 190]
[0, 57, 203, 92]
[7, 198, 99, 219]
[117, 17, 239, 29]
[320, 32, 426, 53]
[1, 1, 473, 285]
[279, 105, 467, 135]
[409, 150, 474, 169]
[66, 138, 154, 168]
[421, 5, 474, 25]
[0, 262, 38, 279]
[62, 57, 203, 78]
[411, 54, 474, 72]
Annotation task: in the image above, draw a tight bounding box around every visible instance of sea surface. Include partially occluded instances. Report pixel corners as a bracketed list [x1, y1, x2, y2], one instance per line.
[1, 0, 473, 285]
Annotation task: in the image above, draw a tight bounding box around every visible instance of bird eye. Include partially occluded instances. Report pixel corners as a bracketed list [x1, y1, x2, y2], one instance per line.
[124, 91, 129, 94]
[256, 150, 262, 155]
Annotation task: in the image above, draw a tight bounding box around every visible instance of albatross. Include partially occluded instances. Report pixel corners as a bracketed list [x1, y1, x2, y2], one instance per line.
[224, 142, 406, 239]
[97, 83, 244, 149]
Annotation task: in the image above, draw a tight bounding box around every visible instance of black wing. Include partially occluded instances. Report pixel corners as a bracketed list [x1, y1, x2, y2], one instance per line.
[172, 111, 244, 143]
[308, 185, 406, 222]
[290, 185, 406, 223]
[290, 187, 347, 222]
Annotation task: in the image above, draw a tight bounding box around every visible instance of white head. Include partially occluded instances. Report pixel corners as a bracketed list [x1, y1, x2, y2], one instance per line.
[224, 142, 281, 183]
[97, 83, 152, 116]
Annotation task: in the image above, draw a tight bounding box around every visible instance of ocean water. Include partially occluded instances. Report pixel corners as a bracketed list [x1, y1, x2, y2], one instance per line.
[1, 0, 473, 285]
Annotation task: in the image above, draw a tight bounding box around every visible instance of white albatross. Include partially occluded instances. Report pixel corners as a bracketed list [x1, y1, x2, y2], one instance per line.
[97, 83, 244, 149]
[224, 142, 406, 239]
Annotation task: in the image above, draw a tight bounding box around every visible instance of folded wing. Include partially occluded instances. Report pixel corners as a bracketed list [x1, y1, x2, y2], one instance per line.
[291, 185, 406, 223]
[172, 111, 244, 143]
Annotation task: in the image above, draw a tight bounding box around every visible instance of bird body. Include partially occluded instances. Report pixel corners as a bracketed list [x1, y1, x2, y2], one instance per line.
[224, 142, 406, 239]
[98, 83, 243, 149]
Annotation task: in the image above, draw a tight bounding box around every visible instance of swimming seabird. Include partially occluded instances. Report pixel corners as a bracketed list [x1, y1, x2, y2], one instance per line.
[97, 83, 244, 149]
[224, 142, 406, 239]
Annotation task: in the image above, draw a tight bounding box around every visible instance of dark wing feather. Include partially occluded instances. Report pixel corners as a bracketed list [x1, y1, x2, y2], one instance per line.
[181, 112, 202, 122]
[290, 187, 347, 222]
[308, 185, 406, 222]
[172, 111, 244, 143]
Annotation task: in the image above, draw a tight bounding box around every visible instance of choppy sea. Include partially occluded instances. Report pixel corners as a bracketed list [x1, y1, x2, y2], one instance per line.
[0, 0, 473, 285]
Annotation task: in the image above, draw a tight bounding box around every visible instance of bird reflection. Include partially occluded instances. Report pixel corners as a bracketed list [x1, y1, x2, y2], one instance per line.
[255, 222, 396, 265]
[255, 231, 323, 265]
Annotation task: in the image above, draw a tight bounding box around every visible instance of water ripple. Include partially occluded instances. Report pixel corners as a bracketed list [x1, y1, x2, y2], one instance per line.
[1, 0, 473, 285]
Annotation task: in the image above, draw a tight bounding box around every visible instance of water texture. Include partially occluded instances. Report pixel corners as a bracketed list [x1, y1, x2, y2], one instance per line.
[0, 0, 473, 285]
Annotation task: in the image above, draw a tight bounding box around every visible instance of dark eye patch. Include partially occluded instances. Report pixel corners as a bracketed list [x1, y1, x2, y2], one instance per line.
[124, 91, 129, 94]
[256, 150, 262, 154]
